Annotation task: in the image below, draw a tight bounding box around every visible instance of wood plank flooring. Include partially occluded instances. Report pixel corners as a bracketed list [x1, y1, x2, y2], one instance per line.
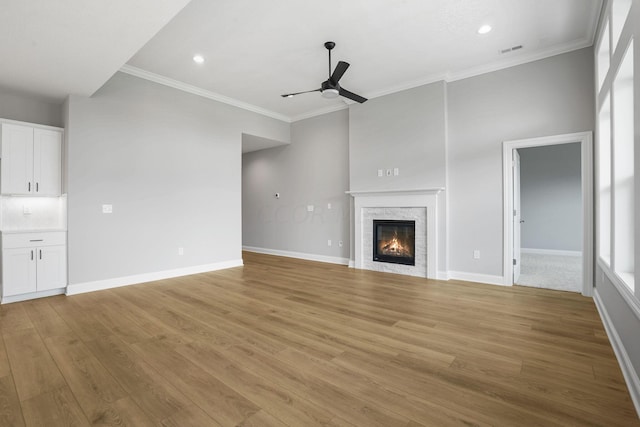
[1, 251, 638, 426]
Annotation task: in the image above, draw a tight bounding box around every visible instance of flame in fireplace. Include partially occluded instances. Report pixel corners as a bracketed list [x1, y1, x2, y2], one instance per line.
[380, 230, 413, 257]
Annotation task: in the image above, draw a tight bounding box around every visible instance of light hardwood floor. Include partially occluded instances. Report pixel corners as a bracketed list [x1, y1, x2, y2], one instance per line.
[1, 251, 638, 426]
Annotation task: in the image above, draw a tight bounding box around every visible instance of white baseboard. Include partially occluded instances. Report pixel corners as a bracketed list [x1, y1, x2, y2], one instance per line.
[348, 260, 355, 268]
[66, 259, 243, 296]
[448, 271, 509, 287]
[2, 288, 66, 304]
[521, 248, 582, 257]
[243, 246, 350, 266]
[593, 289, 640, 417]
[437, 271, 451, 281]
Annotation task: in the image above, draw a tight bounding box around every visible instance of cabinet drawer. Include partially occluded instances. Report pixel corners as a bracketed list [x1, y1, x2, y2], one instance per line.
[2, 231, 66, 249]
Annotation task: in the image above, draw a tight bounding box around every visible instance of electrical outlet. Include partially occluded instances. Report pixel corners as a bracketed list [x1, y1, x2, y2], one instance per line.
[394, 167, 399, 176]
[178, 247, 184, 255]
[307, 205, 314, 212]
[23, 205, 32, 215]
[473, 250, 480, 259]
[328, 240, 332, 247]
[102, 204, 113, 214]
[327, 203, 332, 209]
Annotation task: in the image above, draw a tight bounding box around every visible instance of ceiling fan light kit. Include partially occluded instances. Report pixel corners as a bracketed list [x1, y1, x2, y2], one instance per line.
[321, 88, 339, 99]
[281, 41, 367, 103]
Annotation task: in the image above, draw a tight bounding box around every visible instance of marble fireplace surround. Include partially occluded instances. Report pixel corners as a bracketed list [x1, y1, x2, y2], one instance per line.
[348, 189, 443, 279]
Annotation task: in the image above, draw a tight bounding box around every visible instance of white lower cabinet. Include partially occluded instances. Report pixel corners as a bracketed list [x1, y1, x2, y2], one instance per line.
[1, 231, 67, 302]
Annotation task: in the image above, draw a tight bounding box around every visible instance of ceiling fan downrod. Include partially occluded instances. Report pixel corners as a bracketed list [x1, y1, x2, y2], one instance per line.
[325, 41, 335, 79]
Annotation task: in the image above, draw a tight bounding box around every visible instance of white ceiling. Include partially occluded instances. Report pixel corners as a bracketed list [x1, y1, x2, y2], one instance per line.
[3, 0, 601, 122]
[127, 0, 602, 121]
[0, 0, 191, 100]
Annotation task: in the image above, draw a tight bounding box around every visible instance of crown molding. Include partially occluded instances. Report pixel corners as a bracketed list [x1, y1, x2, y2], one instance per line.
[119, 65, 291, 123]
[121, 36, 595, 124]
[362, 71, 449, 101]
[294, 37, 595, 119]
[446, 38, 595, 83]
[289, 103, 349, 122]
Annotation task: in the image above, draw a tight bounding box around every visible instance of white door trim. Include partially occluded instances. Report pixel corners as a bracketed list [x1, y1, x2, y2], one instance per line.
[502, 131, 594, 297]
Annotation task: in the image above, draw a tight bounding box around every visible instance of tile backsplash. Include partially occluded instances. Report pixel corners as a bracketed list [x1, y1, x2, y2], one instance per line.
[1, 195, 67, 231]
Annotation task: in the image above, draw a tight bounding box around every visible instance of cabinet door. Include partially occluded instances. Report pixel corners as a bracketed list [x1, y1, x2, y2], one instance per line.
[1, 124, 34, 195]
[33, 129, 62, 196]
[2, 248, 37, 296]
[36, 245, 67, 291]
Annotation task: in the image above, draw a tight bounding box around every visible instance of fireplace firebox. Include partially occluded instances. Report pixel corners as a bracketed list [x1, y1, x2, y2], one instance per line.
[373, 220, 416, 266]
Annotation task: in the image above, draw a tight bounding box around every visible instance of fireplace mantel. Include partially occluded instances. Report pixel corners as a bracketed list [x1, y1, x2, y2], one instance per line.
[346, 188, 444, 197]
[348, 188, 443, 279]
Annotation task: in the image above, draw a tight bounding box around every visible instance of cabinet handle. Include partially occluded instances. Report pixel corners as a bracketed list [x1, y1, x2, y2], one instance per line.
[39, 250, 42, 260]
[31, 250, 34, 261]
[36, 182, 39, 192]
[28, 182, 31, 192]
[29, 239, 43, 242]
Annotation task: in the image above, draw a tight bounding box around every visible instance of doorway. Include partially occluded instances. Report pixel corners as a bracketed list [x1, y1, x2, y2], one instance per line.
[503, 132, 593, 296]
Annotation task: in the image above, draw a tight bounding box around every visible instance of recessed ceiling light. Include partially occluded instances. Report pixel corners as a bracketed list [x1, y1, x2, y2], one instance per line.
[478, 25, 492, 35]
[193, 54, 205, 64]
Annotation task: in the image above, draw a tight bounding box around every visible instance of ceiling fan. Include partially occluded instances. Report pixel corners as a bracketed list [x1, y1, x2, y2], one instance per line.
[281, 41, 367, 103]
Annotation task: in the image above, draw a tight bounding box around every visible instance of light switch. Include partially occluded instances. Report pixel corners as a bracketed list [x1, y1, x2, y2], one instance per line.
[327, 203, 332, 210]
[378, 169, 383, 177]
[23, 205, 32, 215]
[394, 168, 400, 176]
[307, 205, 314, 212]
[102, 204, 113, 214]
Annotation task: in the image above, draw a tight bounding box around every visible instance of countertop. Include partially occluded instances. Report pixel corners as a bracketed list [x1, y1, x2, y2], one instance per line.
[1, 229, 67, 234]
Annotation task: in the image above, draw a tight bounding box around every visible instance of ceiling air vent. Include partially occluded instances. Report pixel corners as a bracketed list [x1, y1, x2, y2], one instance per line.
[500, 45, 524, 54]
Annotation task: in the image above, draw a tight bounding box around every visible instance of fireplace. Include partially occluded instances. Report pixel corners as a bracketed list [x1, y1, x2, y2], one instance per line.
[373, 220, 416, 266]
[349, 189, 441, 278]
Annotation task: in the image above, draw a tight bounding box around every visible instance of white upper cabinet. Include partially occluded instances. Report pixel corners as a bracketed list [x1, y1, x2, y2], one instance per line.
[1, 122, 62, 196]
[33, 128, 63, 195]
[1, 124, 34, 194]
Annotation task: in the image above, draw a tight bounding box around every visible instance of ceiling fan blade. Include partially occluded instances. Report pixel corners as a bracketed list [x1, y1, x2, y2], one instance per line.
[281, 89, 321, 97]
[330, 61, 350, 84]
[339, 87, 367, 103]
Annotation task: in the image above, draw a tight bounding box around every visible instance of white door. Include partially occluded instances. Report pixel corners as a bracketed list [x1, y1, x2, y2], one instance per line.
[513, 149, 522, 283]
[1, 124, 34, 195]
[33, 129, 62, 196]
[36, 245, 67, 291]
[2, 248, 37, 296]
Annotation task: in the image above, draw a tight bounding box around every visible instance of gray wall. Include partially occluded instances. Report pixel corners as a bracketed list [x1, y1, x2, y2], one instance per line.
[242, 110, 350, 260]
[0, 86, 63, 127]
[65, 72, 289, 284]
[447, 47, 595, 276]
[519, 143, 582, 251]
[349, 81, 446, 191]
[348, 81, 448, 271]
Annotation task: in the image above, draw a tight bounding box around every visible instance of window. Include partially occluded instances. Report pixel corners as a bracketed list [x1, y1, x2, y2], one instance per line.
[612, 40, 634, 291]
[598, 94, 611, 265]
[612, 0, 632, 51]
[597, 21, 610, 91]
